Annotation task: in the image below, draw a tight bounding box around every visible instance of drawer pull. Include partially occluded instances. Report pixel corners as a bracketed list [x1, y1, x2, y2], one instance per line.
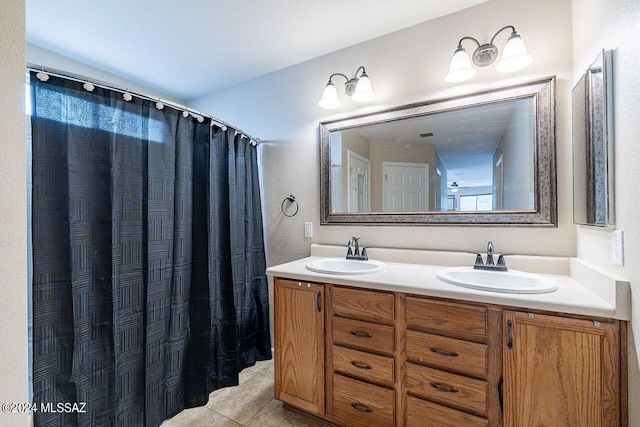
[350, 330, 372, 338]
[429, 382, 459, 393]
[350, 360, 372, 370]
[350, 403, 373, 413]
[429, 347, 459, 357]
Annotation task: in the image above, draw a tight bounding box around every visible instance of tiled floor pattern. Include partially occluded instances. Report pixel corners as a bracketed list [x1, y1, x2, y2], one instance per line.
[161, 359, 331, 426]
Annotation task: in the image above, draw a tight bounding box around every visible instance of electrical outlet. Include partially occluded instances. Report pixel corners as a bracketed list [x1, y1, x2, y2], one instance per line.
[304, 222, 313, 238]
[612, 230, 624, 266]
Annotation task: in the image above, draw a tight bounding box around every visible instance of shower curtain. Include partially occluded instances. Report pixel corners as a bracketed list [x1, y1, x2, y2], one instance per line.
[30, 72, 271, 426]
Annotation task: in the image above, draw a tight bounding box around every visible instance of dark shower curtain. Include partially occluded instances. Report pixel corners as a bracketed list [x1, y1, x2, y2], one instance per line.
[30, 73, 271, 427]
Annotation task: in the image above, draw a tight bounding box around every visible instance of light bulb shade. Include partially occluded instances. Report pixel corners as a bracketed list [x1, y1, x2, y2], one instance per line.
[318, 82, 341, 109]
[351, 74, 375, 103]
[445, 47, 477, 82]
[496, 34, 533, 73]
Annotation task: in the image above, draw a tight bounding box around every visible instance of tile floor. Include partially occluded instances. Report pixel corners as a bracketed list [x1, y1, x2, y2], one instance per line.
[161, 359, 331, 426]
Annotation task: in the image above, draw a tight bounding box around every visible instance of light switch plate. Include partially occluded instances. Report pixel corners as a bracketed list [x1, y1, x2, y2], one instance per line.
[304, 222, 313, 238]
[612, 230, 624, 266]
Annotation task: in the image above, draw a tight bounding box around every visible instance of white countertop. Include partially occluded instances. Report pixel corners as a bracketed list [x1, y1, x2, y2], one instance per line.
[266, 245, 630, 321]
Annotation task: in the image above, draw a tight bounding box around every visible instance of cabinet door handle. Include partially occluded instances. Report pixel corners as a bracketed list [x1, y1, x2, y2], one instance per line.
[316, 291, 322, 312]
[350, 330, 372, 338]
[350, 361, 372, 370]
[429, 382, 459, 393]
[429, 347, 459, 357]
[350, 403, 373, 413]
[507, 320, 513, 349]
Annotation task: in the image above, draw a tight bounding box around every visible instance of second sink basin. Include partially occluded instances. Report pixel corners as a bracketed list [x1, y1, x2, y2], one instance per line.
[306, 258, 385, 275]
[436, 266, 557, 294]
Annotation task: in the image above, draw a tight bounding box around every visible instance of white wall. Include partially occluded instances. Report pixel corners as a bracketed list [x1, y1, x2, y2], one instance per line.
[27, 44, 186, 105]
[190, 0, 575, 267]
[572, 0, 640, 424]
[0, 0, 29, 425]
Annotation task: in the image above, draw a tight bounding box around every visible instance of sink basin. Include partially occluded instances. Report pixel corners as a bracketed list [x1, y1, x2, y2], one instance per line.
[306, 258, 385, 275]
[436, 266, 557, 294]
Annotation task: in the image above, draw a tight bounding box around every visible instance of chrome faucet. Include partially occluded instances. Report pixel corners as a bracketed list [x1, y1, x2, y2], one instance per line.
[346, 237, 368, 261]
[473, 241, 508, 271]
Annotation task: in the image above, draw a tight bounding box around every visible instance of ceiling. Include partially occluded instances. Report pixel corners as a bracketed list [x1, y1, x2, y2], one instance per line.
[26, 0, 489, 100]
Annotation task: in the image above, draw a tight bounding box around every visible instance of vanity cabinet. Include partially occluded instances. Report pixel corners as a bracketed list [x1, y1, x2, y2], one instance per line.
[503, 311, 623, 426]
[274, 279, 325, 416]
[273, 277, 626, 426]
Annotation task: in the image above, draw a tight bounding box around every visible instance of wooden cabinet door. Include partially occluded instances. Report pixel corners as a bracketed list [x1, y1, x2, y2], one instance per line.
[274, 278, 325, 416]
[503, 311, 620, 427]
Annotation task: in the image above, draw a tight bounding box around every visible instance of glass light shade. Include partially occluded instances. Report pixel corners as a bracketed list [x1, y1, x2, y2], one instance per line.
[496, 34, 533, 73]
[318, 82, 341, 109]
[351, 74, 375, 103]
[445, 47, 477, 82]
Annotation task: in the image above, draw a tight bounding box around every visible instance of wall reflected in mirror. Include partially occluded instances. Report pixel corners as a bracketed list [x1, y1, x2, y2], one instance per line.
[330, 98, 535, 214]
[572, 49, 614, 227]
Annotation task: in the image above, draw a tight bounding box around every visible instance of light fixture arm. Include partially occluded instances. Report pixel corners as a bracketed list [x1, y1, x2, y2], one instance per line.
[490, 25, 517, 45]
[456, 36, 481, 50]
[327, 72, 349, 84]
[354, 66, 367, 79]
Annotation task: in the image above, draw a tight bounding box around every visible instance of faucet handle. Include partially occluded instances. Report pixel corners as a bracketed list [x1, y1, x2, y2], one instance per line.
[496, 254, 512, 271]
[474, 253, 484, 267]
[468, 252, 484, 267]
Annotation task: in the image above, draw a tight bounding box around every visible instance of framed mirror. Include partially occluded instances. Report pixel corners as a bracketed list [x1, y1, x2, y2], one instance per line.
[572, 50, 614, 227]
[320, 77, 557, 226]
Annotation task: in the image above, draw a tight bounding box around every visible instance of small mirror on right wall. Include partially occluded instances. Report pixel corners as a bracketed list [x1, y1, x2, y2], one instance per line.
[572, 49, 615, 227]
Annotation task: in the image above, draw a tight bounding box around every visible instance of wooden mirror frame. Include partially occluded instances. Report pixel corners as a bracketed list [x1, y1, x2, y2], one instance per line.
[319, 77, 557, 226]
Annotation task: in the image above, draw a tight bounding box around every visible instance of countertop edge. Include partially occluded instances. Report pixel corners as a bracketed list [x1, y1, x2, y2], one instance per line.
[266, 255, 628, 321]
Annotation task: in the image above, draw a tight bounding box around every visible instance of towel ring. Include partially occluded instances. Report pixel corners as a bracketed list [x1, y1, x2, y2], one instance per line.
[281, 195, 299, 217]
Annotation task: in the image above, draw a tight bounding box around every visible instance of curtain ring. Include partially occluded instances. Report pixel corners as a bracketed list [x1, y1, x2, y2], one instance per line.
[281, 195, 298, 217]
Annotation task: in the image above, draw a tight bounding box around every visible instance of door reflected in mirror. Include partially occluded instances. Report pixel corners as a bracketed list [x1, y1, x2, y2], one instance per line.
[330, 99, 535, 214]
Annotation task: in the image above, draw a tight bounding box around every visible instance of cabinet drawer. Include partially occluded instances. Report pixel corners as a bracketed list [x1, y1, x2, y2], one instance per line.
[406, 297, 487, 339]
[332, 287, 394, 324]
[333, 316, 394, 356]
[407, 330, 487, 378]
[407, 363, 487, 415]
[406, 396, 488, 427]
[333, 374, 394, 427]
[333, 345, 394, 387]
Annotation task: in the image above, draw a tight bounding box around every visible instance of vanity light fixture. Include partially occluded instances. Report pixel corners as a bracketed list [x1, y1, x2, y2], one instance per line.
[318, 66, 375, 109]
[445, 25, 533, 83]
[450, 182, 459, 193]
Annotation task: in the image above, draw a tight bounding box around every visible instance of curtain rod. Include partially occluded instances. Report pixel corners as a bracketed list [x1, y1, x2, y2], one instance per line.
[26, 63, 261, 145]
